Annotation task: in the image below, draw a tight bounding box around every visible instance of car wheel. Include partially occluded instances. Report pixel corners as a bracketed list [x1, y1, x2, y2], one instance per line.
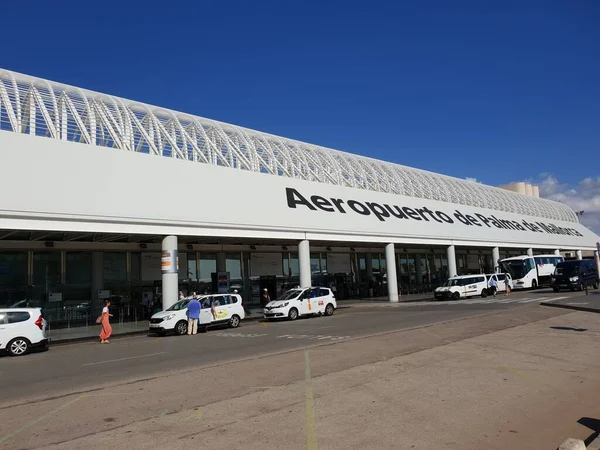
[531, 280, 538, 290]
[324, 303, 334, 316]
[481, 289, 488, 298]
[552, 287, 560, 293]
[452, 292, 460, 300]
[229, 315, 241, 328]
[288, 308, 299, 321]
[175, 320, 188, 336]
[7, 338, 30, 356]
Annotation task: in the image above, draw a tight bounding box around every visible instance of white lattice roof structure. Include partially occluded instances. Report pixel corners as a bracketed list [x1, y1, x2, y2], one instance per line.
[0, 68, 578, 223]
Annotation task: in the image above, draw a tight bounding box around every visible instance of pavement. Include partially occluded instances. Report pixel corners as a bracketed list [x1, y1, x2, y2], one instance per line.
[1, 289, 599, 449]
[541, 289, 600, 313]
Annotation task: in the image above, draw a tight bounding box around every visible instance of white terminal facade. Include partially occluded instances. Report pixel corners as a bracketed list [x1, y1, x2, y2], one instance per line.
[0, 68, 598, 326]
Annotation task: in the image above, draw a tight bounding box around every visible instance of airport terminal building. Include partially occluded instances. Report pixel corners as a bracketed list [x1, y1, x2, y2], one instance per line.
[0, 69, 598, 328]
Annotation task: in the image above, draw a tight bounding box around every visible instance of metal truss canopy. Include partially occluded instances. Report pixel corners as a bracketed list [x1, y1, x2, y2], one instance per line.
[0, 68, 578, 223]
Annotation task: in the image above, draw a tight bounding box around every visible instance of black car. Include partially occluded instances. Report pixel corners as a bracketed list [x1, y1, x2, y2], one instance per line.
[551, 260, 599, 292]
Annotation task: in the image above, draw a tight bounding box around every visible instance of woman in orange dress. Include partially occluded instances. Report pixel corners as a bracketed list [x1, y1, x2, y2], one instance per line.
[99, 300, 113, 343]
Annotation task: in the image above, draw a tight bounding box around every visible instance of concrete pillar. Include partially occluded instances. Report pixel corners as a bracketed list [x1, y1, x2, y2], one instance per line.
[595, 250, 600, 279]
[161, 236, 179, 311]
[216, 252, 227, 272]
[91, 252, 104, 315]
[298, 239, 311, 288]
[385, 244, 399, 302]
[554, 249, 561, 256]
[447, 245, 457, 278]
[492, 247, 500, 273]
[527, 248, 533, 257]
[576, 250, 583, 261]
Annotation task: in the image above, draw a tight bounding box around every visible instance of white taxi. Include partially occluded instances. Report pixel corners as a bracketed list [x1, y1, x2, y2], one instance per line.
[264, 287, 336, 321]
[149, 293, 245, 336]
[0, 308, 48, 356]
[434, 274, 489, 300]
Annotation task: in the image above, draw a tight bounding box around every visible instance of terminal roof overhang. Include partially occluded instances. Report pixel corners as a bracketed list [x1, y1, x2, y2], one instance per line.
[0, 68, 579, 225]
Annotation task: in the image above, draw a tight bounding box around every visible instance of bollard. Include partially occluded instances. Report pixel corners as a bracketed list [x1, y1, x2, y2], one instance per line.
[558, 438, 586, 450]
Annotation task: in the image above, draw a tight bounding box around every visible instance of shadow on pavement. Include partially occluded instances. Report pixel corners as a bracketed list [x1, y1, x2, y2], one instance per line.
[578, 417, 600, 446]
[549, 326, 587, 332]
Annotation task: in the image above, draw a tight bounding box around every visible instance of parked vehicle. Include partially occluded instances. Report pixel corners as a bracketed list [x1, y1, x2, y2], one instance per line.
[499, 254, 564, 289]
[434, 274, 488, 300]
[551, 260, 599, 292]
[484, 273, 513, 294]
[149, 294, 245, 336]
[264, 287, 336, 321]
[0, 308, 48, 356]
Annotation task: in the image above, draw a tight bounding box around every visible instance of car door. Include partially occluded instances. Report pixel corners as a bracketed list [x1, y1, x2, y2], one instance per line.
[495, 274, 506, 292]
[297, 289, 312, 316]
[199, 298, 213, 326]
[316, 288, 330, 313]
[211, 295, 230, 323]
[0, 311, 7, 347]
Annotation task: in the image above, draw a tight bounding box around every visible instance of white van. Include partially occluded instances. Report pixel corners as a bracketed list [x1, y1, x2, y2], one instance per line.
[434, 274, 489, 300]
[149, 293, 245, 336]
[264, 287, 336, 320]
[0, 308, 48, 356]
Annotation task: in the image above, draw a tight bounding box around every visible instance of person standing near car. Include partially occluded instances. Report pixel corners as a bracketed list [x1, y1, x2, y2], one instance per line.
[99, 300, 113, 344]
[505, 274, 512, 296]
[261, 288, 271, 308]
[488, 276, 498, 297]
[187, 295, 201, 335]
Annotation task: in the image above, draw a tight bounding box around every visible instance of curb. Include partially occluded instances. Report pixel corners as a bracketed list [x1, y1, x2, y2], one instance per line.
[541, 302, 600, 315]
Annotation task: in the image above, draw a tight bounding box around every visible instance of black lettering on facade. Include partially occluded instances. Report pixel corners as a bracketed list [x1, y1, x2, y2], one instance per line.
[286, 188, 316, 210]
[348, 200, 371, 216]
[403, 207, 422, 221]
[310, 195, 335, 212]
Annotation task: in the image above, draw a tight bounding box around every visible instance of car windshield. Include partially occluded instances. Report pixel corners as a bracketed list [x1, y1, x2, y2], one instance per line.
[555, 264, 579, 277]
[167, 300, 190, 311]
[276, 290, 303, 301]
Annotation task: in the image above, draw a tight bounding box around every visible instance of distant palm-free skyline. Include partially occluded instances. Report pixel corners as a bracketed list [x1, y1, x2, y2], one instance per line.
[2, 0, 599, 232]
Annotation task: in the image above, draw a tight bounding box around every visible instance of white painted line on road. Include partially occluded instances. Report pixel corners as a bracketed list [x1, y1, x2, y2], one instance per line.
[81, 352, 168, 367]
[543, 296, 568, 302]
[517, 297, 550, 304]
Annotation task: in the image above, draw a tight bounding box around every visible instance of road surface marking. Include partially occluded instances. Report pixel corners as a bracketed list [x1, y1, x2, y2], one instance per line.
[82, 352, 168, 367]
[277, 334, 350, 342]
[305, 350, 317, 450]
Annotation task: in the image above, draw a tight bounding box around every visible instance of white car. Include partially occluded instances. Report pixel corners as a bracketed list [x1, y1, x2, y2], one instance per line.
[149, 293, 245, 336]
[0, 308, 48, 356]
[264, 287, 336, 321]
[434, 274, 489, 300]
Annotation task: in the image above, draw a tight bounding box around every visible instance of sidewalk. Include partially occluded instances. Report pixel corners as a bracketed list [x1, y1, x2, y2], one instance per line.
[542, 291, 600, 314]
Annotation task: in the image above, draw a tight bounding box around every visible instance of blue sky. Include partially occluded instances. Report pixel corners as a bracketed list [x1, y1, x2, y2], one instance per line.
[2, 1, 599, 231]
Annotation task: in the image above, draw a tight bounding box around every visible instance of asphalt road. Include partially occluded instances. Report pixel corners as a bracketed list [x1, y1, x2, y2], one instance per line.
[0, 288, 589, 404]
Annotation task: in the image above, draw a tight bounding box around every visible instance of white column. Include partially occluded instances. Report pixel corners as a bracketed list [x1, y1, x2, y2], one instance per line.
[492, 247, 500, 273]
[576, 250, 583, 260]
[527, 248, 533, 257]
[594, 250, 600, 279]
[447, 245, 457, 278]
[298, 239, 311, 288]
[162, 236, 179, 311]
[554, 249, 560, 256]
[385, 244, 399, 303]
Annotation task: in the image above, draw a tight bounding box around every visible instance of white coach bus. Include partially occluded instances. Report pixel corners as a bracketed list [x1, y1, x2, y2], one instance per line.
[499, 254, 564, 289]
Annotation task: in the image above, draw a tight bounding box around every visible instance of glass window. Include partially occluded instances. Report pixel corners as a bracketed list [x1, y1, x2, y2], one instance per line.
[320, 254, 327, 274]
[187, 253, 197, 281]
[318, 288, 330, 296]
[199, 254, 216, 282]
[66, 252, 91, 284]
[131, 253, 141, 282]
[7, 311, 30, 323]
[290, 254, 299, 277]
[33, 252, 61, 287]
[103, 252, 127, 282]
[231, 295, 238, 304]
[0, 252, 28, 286]
[310, 254, 320, 274]
[226, 254, 242, 279]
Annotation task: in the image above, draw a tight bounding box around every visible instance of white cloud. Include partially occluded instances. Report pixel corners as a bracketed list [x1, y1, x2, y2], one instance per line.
[465, 177, 480, 183]
[535, 174, 600, 235]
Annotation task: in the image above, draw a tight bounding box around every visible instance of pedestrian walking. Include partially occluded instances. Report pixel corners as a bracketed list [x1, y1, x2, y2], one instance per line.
[99, 300, 113, 344]
[179, 291, 185, 301]
[186, 295, 201, 335]
[505, 274, 512, 296]
[488, 276, 498, 297]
